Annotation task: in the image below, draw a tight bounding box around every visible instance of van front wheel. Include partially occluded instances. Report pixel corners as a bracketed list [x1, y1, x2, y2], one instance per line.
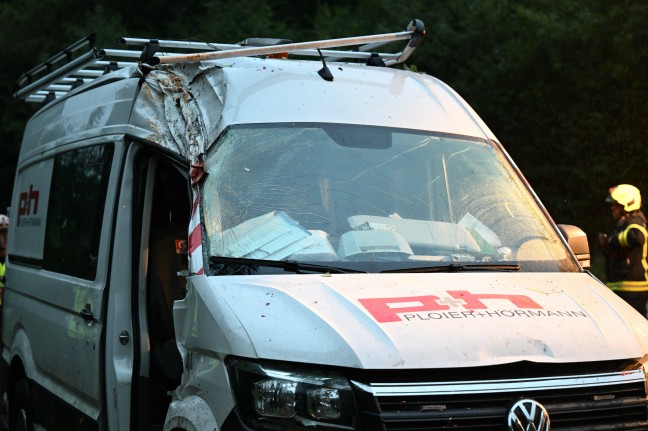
[10, 379, 34, 431]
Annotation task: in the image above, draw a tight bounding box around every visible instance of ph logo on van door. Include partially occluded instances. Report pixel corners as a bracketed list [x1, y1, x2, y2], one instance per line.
[17, 184, 40, 226]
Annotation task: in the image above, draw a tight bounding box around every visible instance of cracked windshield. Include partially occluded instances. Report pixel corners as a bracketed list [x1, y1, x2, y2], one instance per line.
[201, 123, 576, 273]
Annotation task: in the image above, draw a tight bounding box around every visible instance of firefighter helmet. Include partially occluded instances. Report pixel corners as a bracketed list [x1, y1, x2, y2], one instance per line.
[0, 214, 8, 230]
[606, 184, 642, 212]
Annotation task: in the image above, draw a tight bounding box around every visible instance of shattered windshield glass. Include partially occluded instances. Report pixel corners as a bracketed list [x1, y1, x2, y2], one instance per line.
[201, 123, 577, 273]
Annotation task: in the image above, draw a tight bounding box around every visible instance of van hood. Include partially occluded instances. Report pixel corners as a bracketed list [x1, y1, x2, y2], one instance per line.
[184, 272, 648, 369]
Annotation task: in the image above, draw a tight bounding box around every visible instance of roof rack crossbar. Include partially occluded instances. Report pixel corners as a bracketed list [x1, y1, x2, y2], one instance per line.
[58, 77, 89, 82]
[98, 49, 145, 59]
[93, 60, 139, 68]
[25, 91, 67, 102]
[72, 70, 106, 78]
[42, 84, 74, 92]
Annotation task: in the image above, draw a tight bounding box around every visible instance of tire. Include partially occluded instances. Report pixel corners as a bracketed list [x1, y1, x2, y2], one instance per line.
[10, 379, 34, 431]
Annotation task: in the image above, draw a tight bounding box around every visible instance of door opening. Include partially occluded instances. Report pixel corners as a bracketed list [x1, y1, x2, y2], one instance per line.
[137, 156, 189, 430]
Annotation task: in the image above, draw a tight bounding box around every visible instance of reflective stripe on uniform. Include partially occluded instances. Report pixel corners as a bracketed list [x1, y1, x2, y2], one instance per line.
[618, 223, 647, 249]
[0, 261, 5, 306]
[608, 222, 648, 291]
[607, 280, 648, 292]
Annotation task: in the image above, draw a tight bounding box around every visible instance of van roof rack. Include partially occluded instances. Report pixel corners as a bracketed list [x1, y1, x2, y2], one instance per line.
[13, 19, 425, 104]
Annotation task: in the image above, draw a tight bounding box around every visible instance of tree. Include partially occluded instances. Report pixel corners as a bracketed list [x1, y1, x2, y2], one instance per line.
[2, 0, 647, 279]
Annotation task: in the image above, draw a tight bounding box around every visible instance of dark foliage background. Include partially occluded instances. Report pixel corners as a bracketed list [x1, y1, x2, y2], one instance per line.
[1, 0, 646, 279]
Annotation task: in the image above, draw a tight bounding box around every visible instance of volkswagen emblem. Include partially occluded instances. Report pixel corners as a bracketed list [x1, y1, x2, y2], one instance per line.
[507, 399, 550, 431]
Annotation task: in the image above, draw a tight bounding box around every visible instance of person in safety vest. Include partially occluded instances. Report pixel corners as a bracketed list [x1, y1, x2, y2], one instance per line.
[0, 214, 7, 422]
[598, 184, 648, 317]
[0, 214, 7, 304]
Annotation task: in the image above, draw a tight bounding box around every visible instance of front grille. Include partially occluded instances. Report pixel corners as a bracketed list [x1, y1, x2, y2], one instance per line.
[352, 367, 648, 430]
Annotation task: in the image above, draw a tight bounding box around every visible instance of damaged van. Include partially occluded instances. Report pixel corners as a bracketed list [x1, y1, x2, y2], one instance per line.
[5, 20, 648, 431]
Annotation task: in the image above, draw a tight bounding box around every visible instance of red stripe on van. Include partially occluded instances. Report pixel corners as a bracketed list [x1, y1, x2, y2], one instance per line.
[189, 224, 201, 254]
[191, 194, 200, 217]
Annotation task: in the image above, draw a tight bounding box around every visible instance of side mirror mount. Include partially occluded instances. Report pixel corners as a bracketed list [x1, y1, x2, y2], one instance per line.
[557, 224, 590, 270]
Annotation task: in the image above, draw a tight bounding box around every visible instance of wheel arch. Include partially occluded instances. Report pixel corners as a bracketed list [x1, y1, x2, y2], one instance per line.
[7, 355, 26, 412]
[163, 395, 220, 431]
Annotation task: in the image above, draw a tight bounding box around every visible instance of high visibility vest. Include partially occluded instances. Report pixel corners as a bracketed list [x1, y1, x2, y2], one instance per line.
[0, 260, 5, 306]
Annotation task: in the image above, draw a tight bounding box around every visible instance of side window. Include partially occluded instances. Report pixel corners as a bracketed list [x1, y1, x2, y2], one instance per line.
[43, 144, 114, 279]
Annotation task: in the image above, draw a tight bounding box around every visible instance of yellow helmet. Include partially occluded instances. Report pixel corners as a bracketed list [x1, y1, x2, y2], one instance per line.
[606, 184, 642, 212]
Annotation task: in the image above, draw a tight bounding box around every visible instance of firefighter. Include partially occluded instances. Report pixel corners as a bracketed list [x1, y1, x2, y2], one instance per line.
[0, 214, 7, 423]
[598, 184, 648, 317]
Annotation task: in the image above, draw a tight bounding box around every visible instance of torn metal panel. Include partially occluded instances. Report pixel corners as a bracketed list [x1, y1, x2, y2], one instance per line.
[131, 63, 224, 161]
[130, 55, 500, 163]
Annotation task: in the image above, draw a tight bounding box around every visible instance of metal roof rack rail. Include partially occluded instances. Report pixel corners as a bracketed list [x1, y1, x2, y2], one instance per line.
[14, 19, 425, 104]
[129, 18, 425, 66]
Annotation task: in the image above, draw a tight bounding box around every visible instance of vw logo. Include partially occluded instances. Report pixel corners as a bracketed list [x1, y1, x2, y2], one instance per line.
[507, 399, 550, 431]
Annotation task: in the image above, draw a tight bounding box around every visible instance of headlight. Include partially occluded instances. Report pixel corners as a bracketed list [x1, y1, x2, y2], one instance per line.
[227, 357, 357, 430]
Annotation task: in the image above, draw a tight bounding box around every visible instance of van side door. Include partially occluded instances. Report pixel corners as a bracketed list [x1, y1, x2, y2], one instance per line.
[6, 139, 119, 430]
[104, 145, 189, 430]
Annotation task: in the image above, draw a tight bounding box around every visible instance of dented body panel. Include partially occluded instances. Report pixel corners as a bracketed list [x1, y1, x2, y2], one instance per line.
[131, 58, 498, 161]
[176, 272, 648, 370]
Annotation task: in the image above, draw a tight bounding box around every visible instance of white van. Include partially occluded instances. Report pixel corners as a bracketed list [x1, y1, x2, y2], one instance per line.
[5, 21, 648, 431]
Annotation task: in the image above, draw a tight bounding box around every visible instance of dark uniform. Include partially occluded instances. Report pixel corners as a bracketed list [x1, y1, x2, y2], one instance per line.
[602, 211, 648, 316]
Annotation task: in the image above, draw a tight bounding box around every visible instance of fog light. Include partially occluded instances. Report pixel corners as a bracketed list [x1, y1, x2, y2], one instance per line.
[308, 387, 341, 420]
[253, 379, 296, 418]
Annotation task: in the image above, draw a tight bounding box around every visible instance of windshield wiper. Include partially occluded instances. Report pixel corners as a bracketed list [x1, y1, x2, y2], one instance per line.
[208, 256, 368, 274]
[381, 263, 521, 273]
